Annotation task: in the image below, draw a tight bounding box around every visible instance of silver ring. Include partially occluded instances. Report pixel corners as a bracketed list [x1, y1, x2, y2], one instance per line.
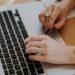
[45, 11, 52, 17]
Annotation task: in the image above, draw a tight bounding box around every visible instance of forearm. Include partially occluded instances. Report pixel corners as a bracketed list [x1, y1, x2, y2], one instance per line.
[61, 0, 75, 15]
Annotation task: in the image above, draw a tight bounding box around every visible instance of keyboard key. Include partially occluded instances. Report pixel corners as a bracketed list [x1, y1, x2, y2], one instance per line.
[0, 39, 5, 43]
[3, 48, 8, 53]
[13, 23, 18, 29]
[1, 59, 5, 64]
[21, 29, 28, 39]
[34, 63, 42, 69]
[4, 70, 9, 75]
[28, 63, 37, 75]
[12, 38, 17, 43]
[2, 64, 7, 69]
[26, 58, 32, 64]
[21, 62, 26, 68]
[5, 36, 10, 40]
[8, 45, 13, 49]
[13, 42, 19, 47]
[15, 29, 20, 35]
[20, 43, 25, 49]
[19, 57, 24, 62]
[7, 64, 13, 69]
[3, 31, 9, 36]
[11, 55, 16, 59]
[18, 39, 24, 44]
[16, 70, 23, 75]
[15, 47, 21, 52]
[15, 65, 20, 70]
[7, 25, 13, 30]
[9, 69, 15, 74]
[2, 28, 7, 33]
[5, 58, 11, 64]
[13, 59, 19, 65]
[4, 53, 10, 58]
[23, 68, 29, 75]
[10, 33, 15, 38]
[6, 40, 12, 45]
[0, 27, 6, 33]
[9, 29, 14, 34]
[0, 49, 1, 53]
[2, 27, 7, 32]
[17, 52, 22, 57]
[1, 44, 6, 49]
[9, 49, 15, 54]
[17, 34, 22, 39]
[17, 21, 25, 29]
[0, 53, 3, 58]
[0, 34, 3, 39]
[37, 68, 44, 74]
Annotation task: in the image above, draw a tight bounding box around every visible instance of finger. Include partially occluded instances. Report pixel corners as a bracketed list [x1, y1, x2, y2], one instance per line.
[26, 47, 46, 55]
[54, 18, 65, 29]
[43, 26, 47, 32]
[25, 35, 47, 43]
[45, 16, 50, 28]
[29, 55, 46, 62]
[39, 11, 45, 26]
[26, 41, 46, 48]
[48, 6, 61, 29]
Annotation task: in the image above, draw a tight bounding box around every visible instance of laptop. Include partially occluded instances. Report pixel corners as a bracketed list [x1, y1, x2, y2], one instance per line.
[0, 1, 75, 75]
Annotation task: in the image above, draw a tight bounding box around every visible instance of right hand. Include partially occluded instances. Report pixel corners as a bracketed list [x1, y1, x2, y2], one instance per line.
[25, 35, 74, 64]
[39, 2, 69, 30]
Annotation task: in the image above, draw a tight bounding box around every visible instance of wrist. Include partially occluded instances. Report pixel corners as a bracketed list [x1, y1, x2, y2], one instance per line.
[65, 47, 75, 64]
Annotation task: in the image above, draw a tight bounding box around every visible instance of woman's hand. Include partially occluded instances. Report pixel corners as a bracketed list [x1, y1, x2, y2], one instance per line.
[25, 35, 73, 64]
[39, 0, 75, 30]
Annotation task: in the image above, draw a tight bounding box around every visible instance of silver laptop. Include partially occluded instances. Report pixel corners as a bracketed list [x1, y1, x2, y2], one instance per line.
[0, 1, 75, 75]
[0, 2, 47, 75]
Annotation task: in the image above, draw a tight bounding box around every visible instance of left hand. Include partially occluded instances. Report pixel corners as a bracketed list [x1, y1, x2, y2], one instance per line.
[25, 35, 72, 64]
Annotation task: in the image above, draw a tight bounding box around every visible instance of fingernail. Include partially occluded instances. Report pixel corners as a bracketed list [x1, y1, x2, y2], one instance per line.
[24, 39, 27, 44]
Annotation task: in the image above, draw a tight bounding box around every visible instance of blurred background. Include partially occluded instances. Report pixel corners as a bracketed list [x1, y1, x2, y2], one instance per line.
[0, 0, 56, 5]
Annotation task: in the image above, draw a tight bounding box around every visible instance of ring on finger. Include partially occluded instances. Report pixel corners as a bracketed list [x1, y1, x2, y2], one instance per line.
[35, 48, 42, 56]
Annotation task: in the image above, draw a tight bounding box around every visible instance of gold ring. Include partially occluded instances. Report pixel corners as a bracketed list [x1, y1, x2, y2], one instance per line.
[35, 49, 41, 55]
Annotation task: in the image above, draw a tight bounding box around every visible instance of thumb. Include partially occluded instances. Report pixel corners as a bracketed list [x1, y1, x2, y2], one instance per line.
[54, 18, 65, 29]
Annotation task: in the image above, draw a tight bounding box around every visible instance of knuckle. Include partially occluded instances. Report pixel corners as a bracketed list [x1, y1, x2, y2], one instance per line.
[29, 42, 33, 46]
[29, 36, 34, 41]
[28, 37, 32, 41]
[42, 41, 47, 47]
[30, 36, 33, 40]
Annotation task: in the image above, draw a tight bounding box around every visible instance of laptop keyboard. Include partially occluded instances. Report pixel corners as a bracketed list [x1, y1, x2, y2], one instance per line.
[0, 9, 44, 75]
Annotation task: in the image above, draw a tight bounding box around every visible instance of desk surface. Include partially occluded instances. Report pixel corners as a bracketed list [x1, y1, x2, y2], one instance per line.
[0, 0, 40, 5]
